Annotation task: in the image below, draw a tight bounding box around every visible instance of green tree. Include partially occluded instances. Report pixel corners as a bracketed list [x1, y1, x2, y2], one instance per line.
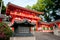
[1, 1, 6, 14]
[32, 0, 46, 12]
[0, 0, 2, 6]
[29, 0, 60, 22]
[0, 0, 6, 14]
[50, 0, 60, 20]
[25, 5, 32, 10]
[32, 0, 54, 22]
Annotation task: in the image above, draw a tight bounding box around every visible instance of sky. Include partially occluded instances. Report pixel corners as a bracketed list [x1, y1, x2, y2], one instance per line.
[3, 0, 37, 7]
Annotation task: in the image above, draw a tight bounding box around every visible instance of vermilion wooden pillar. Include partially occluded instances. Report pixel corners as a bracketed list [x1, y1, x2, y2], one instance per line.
[36, 21, 38, 31]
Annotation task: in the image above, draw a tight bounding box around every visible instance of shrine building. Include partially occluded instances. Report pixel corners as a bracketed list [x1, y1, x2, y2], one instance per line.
[38, 20, 60, 32]
[6, 2, 44, 31]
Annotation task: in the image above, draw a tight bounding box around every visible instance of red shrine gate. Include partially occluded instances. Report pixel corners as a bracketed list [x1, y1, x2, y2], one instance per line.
[6, 2, 43, 31]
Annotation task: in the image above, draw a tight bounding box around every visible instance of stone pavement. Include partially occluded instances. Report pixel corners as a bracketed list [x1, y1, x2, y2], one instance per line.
[34, 32, 60, 40]
[10, 32, 60, 40]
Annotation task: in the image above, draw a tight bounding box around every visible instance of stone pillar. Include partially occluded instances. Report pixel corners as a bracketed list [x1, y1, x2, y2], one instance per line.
[53, 24, 60, 36]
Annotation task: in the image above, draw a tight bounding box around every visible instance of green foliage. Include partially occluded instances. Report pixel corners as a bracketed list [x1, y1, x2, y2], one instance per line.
[32, 0, 53, 11]
[0, 0, 2, 2]
[0, 0, 2, 7]
[1, 1, 6, 14]
[0, 22, 13, 40]
[25, 5, 32, 10]
[43, 27, 45, 30]
[50, 27, 53, 30]
[26, 0, 60, 22]
[32, 4, 46, 11]
[32, 0, 46, 11]
[0, 0, 6, 14]
[34, 27, 36, 31]
[31, 0, 54, 22]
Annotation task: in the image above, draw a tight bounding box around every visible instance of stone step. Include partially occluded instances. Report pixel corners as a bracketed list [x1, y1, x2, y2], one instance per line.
[13, 33, 33, 37]
[10, 36, 36, 40]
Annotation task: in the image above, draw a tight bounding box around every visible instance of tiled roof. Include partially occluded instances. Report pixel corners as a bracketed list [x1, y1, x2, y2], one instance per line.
[6, 2, 44, 15]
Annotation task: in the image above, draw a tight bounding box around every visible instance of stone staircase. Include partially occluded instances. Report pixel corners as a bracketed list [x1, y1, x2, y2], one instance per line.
[10, 36, 36, 40]
[13, 33, 33, 37]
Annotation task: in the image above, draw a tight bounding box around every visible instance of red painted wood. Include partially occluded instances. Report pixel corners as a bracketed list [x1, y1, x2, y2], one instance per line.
[0, 18, 2, 22]
[6, 3, 44, 31]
